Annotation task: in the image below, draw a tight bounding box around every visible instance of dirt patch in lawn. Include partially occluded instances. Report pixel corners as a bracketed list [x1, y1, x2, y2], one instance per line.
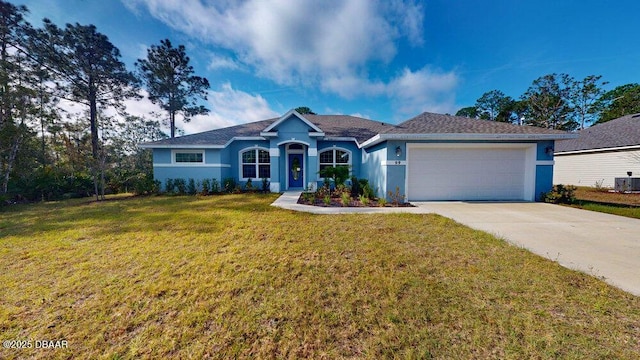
[575, 187, 640, 206]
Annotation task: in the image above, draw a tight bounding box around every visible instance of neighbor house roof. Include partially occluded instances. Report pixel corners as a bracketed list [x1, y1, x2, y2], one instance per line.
[555, 113, 640, 153]
[140, 111, 575, 149]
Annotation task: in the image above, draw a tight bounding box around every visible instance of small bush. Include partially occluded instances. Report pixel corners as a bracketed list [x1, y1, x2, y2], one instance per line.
[323, 194, 331, 206]
[174, 178, 187, 195]
[388, 186, 405, 206]
[362, 183, 376, 199]
[245, 178, 254, 192]
[211, 178, 220, 194]
[187, 178, 197, 195]
[223, 178, 236, 193]
[261, 178, 270, 192]
[302, 191, 315, 203]
[316, 185, 330, 201]
[350, 176, 360, 198]
[378, 197, 388, 207]
[359, 194, 369, 206]
[542, 184, 577, 204]
[201, 178, 211, 195]
[165, 178, 175, 194]
[133, 174, 157, 195]
[594, 179, 609, 192]
[334, 184, 349, 197]
[341, 192, 351, 207]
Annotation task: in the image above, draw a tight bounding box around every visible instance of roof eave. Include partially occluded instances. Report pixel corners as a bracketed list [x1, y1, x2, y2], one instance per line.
[361, 133, 577, 148]
[138, 143, 225, 149]
[555, 144, 640, 155]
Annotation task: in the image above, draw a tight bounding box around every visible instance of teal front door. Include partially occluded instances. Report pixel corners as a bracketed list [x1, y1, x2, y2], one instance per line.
[288, 154, 303, 188]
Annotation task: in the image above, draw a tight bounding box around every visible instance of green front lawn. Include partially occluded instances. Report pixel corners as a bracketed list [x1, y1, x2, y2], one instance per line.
[1, 195, 639, 359]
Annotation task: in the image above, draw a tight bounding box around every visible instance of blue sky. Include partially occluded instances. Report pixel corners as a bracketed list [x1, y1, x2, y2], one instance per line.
[16, 0, 640, 134]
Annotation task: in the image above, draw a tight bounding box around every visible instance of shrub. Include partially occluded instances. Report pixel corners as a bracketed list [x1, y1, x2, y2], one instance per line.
[334, 184, 349, 197]
[378, 197, 388, 207]
[133, 174, 158, 195]
[245, 178, 254, 192]
[542, 184, 577, 204]
[323, 194, 331, 206]
[362, 183, 376, 199]
[201, 178, 211, 195]
[341, 192, 351, 206]
[594, 179, 609, 192]
[302, 191, 315, 203]
[174, 178, 187, 195]
[350, 176, 360, 198]
[187, 178, 197, 195]
[388, 186, 405, 206]
[319, 166, 350, 187]
[223, 178, 236, 193]
[315, 185, 330, 201]
[211, 178, 220, 194]
[359, 194, 369, 206]
[261, 178, 270, 192]
[165, 178, 175, 194]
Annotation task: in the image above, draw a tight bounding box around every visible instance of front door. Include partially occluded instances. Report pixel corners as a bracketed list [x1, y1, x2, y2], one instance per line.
[288, 153, 304, 188]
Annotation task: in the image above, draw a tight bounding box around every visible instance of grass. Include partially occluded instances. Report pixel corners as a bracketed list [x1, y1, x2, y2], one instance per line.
[1, 194, 639, 359]
[573, 187, 640, 219]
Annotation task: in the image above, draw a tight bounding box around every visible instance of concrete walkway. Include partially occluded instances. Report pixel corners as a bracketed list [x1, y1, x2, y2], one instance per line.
[272, 192, 640, 296]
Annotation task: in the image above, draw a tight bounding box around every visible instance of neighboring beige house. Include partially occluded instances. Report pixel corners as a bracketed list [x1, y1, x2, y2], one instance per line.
[554, 113, 640, 188]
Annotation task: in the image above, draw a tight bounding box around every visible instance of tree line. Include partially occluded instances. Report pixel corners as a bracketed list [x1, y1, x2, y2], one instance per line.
[0, 1, 209, 203]
[456, 74, 640, 130]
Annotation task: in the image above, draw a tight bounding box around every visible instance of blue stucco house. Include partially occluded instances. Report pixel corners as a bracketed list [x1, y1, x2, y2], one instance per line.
[140, 110, 575, 201]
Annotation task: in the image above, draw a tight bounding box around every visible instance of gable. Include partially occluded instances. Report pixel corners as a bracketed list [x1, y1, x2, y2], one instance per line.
[261, 109, 324, 135]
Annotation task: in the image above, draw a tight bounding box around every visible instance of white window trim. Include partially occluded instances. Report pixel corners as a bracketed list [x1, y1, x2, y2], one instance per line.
[318, 147, 352, 179]
[239, 146, 271, 181]
[172, 149, 205, 165]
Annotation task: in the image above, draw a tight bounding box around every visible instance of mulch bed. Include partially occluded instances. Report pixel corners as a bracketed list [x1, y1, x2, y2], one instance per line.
[297, 194, 413, 208]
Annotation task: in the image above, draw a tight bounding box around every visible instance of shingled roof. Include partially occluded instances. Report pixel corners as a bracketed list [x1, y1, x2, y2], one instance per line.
[390, 112, 571, 135]
[141, 111, 575, 148]
[141, 114, 393, 147]
[555, 113, 640, 153]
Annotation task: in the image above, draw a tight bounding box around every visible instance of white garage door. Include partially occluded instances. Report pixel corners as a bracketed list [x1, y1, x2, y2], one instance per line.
[407, 144, 533, 201]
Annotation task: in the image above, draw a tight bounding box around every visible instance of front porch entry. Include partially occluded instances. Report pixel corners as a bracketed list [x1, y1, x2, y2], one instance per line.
[286, 143, 305, 189]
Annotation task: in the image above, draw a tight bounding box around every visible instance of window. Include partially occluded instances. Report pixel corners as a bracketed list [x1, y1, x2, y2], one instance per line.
[319, 148, 350, 173]
[175, 151, 203, 163]
[241, 148, 270, 179]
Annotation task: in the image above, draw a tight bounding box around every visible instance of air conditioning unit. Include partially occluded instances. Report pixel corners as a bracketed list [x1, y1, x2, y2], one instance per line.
[614, 177, 640, 192]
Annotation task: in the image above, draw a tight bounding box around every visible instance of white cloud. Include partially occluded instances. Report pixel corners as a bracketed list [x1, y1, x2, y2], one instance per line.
[207, 55, 243, 71]
[387, 67, 459, 117]
[124, 0, 459, 118]
[124, 1, 426, 84]
[118, 86, 278, 135]
[183, 83, 279, 134]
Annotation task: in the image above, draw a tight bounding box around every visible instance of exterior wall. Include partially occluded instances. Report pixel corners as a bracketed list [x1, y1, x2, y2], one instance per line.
[226, 140, 270, 189]
[152, 148, 228, 191]
[316, 141, 361, 189]
[361, 142, 388, 198]
[385, 140, 407, 200]
[554, 149, 640, 188]
[366, 140, 553, 202]
[535, 140, 555, 200]
[269, 115, 317, 191]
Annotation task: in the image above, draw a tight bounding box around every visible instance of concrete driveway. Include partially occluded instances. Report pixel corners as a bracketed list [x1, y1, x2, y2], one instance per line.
[414, 202, 640, 297]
